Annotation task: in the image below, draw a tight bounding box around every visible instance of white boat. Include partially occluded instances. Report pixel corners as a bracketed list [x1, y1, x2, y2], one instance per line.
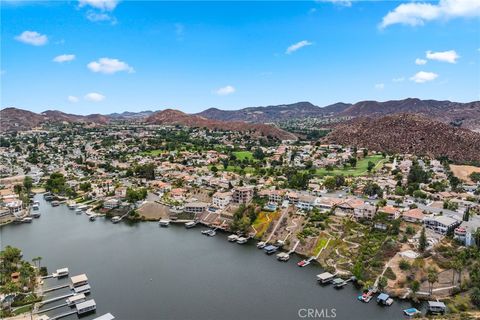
[21, 217, 33, 223]
[53, 267, 69, 278]
[89, 215, 97, 221]
[256, 241, 266, 249]
[32, 204, 40, 211]
[75, 208, 83, 214]
[111, 216, 122, 223]
[236, 237, 248, 244]
[228, 234, 239, 242]
[68, 203, 77, 210]
[31, 211, 41, 218]
[159, 219, 170, 227]
[185, 221, 197, 229]
[276, 252, 290, 261]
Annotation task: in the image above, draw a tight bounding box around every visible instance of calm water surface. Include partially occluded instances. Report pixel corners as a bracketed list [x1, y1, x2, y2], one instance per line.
[0, 195, 421, 320]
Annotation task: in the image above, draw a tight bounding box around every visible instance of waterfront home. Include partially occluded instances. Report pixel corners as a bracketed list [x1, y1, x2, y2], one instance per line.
[212, 191, 232, 209]
[402, 208, 425, 223]
[353, 203, 377, 220]
[71, 274, 89, 288]
[184, 202, 208, 214]
[103, 199, 120, 210]
[424, 215, 461, 235]
[377, 205, 401, 220]
[296, 194, 318, 211]
[232, 186, 254, 204]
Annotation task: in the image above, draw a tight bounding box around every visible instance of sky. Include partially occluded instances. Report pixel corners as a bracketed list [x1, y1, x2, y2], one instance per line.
[1, 0, 479, 115]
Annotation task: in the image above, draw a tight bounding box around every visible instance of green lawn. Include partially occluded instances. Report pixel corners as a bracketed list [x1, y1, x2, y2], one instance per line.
[233, 151, 253, 161]
[140, 149, 165, 156]
[315, 155, 385, 177]
[313, 237, 328, 255]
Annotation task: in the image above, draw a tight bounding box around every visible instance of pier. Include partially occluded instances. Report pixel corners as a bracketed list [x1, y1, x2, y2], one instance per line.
[38, 293, 74, 306]
[287, 240, 300, 255]
[36, 302, 68, 313]
[42, 284, 70, 293]
[48, 310, 77, 320]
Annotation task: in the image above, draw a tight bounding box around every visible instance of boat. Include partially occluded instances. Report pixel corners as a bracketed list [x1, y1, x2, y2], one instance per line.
[51, 201, 60, 207]
[228, 234, 239, 242]
[297, 260, 310, 267]
[89, 215, 96, 221]
[264, 245, 279, 255]
[75, 207, 83, 214]
[185, 221, 197, 229]
[111, 216, 122, 223]
[68, 203, 77, 210]
[66, 293, 86, 306]
[332, 278, 347, 288]
[32, 204, 40, 211]
[53, 268, 69, 278]
[256, 241, 266, 249]
[358, 291, 374, 303]
[276, 252, 290, 261]
[159, 219, 170, 227]
[236, 237, 248, 244]
[206, 229, 216, 237]
[403, 308, 421, 317]
[21, 217, 33, 223]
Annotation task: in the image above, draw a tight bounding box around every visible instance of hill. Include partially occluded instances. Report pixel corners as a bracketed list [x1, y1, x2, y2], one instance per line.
[323, 113, 480, 163]
[146, 109, 297, 140]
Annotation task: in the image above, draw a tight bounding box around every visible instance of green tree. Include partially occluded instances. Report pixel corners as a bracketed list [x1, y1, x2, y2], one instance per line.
[419, 227, 427, 252]
[470, 287, 480, 307]
[427, 267, 439, 295]
[323, 177, 337, 191]
[409, 280, 420, 298]
[470, 172, 480, 183]
[377, 276, 388, 291]
[23, 176, 33, 191]
[367, 161, 375, 172]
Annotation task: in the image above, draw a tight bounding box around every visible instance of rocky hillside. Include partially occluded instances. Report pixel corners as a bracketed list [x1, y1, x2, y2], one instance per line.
[323, 114, 480, 163]
[197, 101, 351, 123]
[197, 99, 480, 131]
[0, 108, 47, 132]
[146, 109, 297, 140]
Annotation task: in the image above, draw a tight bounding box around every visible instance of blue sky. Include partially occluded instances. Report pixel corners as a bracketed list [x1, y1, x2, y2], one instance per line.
[1, 0, 479, 115]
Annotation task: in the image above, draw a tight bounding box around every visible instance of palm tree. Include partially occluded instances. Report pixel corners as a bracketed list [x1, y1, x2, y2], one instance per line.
[427, 267, 439, 295]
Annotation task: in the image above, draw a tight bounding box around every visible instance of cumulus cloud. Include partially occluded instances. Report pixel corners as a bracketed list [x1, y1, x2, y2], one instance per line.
[87, 58, 134, 74]
[215, 85, 235, 96]
[286, 40, 313, 54]
[374, 83, 385, 90]
[415, 58, 427, 65]
[15, 31, 48, 46]
[68, 96, 79, 103]
[426, 50, 459, 63]
[78, 0, 118, 11]
[410, 71, 438, 83]
[53, 54, 75, 63]
[84, 92, 105, 102]
[380, 0, 480, 29]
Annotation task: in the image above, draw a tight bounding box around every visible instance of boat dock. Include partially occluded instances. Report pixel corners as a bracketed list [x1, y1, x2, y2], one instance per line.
[38, 293, 74, 306]
[48, 310, 77, 320]
[42, 284, 70, 293]
[287, 240, 300, 255]
[36, 302, 68, 313]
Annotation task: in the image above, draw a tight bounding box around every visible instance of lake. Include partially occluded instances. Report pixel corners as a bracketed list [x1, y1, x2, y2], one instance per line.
[0, 195, 421, 320]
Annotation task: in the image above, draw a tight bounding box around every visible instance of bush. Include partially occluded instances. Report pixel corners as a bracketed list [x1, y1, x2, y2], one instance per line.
[399, 259, 411, 270]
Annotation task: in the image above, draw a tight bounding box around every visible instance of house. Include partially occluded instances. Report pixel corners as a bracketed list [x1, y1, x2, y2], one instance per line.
[184, 202, 208, 214]
[402, 208, 425, 223]
[335, 198, 364, 217]
[424, 215, 461, 235]
[377, 205, 401, 220]
[103, 199, 120, 210]
[353, 203, 376, 220]
[296, 194, 317, 211]
[454, 221, 480, 246]
[212, 191, 232, 209]
[232, 186, 254, 204]
[170, 188, 186, 201]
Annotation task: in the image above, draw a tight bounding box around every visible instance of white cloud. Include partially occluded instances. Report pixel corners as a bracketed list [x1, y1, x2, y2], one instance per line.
[68, 95, 79, 103]
[215, 85, 235, 96]
[426, 50, 459, 63]
[374, 83, 385, 90]
[392, 77, 405, 82]
[380, 0, 480, 28]
[87, 58, 134, 74]
[84, 92, 105, 102]
[410, 71, 438, 83]
[317, 0, 352, 7]
[78, 0, 118, 11]
[15, 31, 48, 46]
[415, 58, 427, 65]
[53, 54, 75, 63]
[286, 40, 313, 54]
[86, 11, 116, 23]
